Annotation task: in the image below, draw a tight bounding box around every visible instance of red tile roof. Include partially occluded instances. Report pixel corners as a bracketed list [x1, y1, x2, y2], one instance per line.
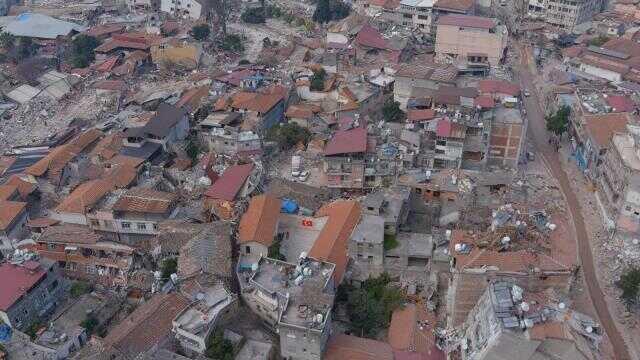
[84, 23, 124, 37]
[435, 119, 464, 138]
[0, 184, 19, 201]
[478, 79, 520, 97]
[5, 175, 36, 198]
[584, 112, 631, 148]
[324, 127, 368, 156]
[437, 15, 496, 29]
[407, 109, 437, 122]
[231, 91, 283, 113]
[204, 163, 254, 201]
[55, 179, 114, 214]
[0, 200, 26, 231]
[94, 56, 120, 72]
[0, 261, 47, 311]
[309, 200, 361, 283]
[606, 95, 636, 112]
[355, 24, 392, 51]
[93, 79, 127, 91]
[433, 0, 474, 11]
[238, 194, 281, 246]
[112, 188, 176, 214]
[474, 95, 495, 109]
[324, 334, 394, 360]
[215, 69, 255, 86]
[104, 293, 190, 358]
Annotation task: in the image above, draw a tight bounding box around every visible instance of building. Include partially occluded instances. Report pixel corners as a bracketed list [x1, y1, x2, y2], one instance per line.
[453, 280, 598, 360]
[435, 15, 508, 68]
[229, 91, 286, 134]
[102, 293, 190, 359]
[238, 194, 281, 258]
[0, 200, 28, 240]
[542, 0, 605, 30]
[348, 213, 385, 280]
[123, 103, 189, 152]
[160, 0, 210, 20]
[51, 179, 115, 225]
[87, 188, 178, 244]
[398, 0, 434, 32]
[1, 13, 87, 39]
[393, 63, 457, 109]
[238, 256, 336, 360]
[597, 122, 640, 215]
[172, 276, 238, 354]
[573, 39, 640, 83]
[35, 225, 138, 289]
[323, 125, 368, 189]
[488, 106, 526, 169]
[204, 163, 258, 220]
[447, 226, 575, 328]
[198, 121, 261, 157]
[362, 186, 411, 234]
[0, 259, 64, 331]
[580, 113, 631, 173]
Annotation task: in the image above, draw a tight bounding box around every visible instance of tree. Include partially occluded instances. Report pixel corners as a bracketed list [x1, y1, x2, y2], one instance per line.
[81, 314, 99, 334]
[588, 35, 609, 47]
[618, 267, 640, 307]
[383, 234, 399, 250]
[267, 123, 311, 150]
[221, 34, 244, 52]
[211, 0, 228, 37]
[160, 257, 178, 282]
[313, 0, 350, 23]
[382, 98, 403, 122]
[206, 330, 234, 360]
[342, 273, 405, 338]
[70, 281, 92, 298]
[191, 24, 211, 41]
[313, 0, 332, 23]
[16, 37, 37, 61]
[0, 32, 15, 50]
[310, 68, 326, 91]
[241, 7, 266, 24]
[70, 35, 100, 68]
[545, 105, 570, 135]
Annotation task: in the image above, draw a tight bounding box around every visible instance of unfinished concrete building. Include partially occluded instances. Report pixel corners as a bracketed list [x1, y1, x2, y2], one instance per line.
[238, 256, 336, 360]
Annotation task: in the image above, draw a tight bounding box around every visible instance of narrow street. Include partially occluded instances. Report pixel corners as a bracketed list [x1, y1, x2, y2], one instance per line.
[514, 46, 631, 360]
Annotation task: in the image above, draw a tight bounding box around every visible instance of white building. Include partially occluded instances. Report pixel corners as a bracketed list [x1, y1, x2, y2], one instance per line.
[160, 0, 210, 20]
[398, 0, 434, 32]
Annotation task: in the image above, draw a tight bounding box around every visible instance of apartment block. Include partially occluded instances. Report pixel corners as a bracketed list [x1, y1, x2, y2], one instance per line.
[398, 0, 434, 32]
[542, 0, 605, 30]
[435, 15, 508, 68]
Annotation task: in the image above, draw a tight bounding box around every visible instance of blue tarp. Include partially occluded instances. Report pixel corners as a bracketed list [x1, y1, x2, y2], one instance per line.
[281, 199, 298, 214]
[0, 324, 12, 343]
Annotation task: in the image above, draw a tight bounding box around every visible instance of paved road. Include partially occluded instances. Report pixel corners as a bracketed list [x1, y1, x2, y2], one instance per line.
[514, 46, 631, 360]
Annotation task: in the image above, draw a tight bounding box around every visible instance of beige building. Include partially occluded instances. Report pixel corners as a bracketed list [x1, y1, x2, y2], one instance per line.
[435, 14, 508, 68]
[537, 0, 605, 30]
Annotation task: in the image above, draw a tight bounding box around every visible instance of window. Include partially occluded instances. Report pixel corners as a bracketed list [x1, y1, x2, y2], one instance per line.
[137, 223, 147, 230]
[122, 222, 131, 229]
[47, 244, 56, 251]
[246, 246, 251, 254]
[153, 223, 159, 230]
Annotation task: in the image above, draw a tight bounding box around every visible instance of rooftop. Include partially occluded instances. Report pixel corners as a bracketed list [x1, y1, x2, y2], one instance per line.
[249, 257, 335, 329]
[173, 282, 234, 337]
[238, 194, 281, 246]
[324, 127, 368, 156]
[0, 260, 47, 311]
[112, 188, 177, 214]
[4, 13, 87, 39]
[0, 200, 26, 231]
[204, 163, 254, 201]
[351, 214, 385, 244]
[324, 334, 394, 360]
[437, 15, 497, 29]
[583, 112, 631, 148]
[55, 179, 114, 214]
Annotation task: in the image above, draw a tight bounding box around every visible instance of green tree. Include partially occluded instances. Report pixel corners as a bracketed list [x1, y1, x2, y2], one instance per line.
[342, 273, 405, 338]
[313, 0, 350, 23]
[0, 32, 15, 50]
[206, 330, 234, 360]
[382, 98, 403, 122]
[310, 68, 326, 91]
[16, 37, 37, 61]
[267, 123, 312, 150]
[588, 35, 609, 47]
[221, 34, 244, 52]
[618, 267, 640, 307]
[383, 234, 398, 250]
[191, 24, 211, 41]
[70, 281, 92, 298]
[160, 257, 178, 282]
[545, 105, 570, 135]
[70, 35, 100, 68]
[241, 7, 266, 23]
[313, 0, 332, 23]
[81, 314, 99, 334]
